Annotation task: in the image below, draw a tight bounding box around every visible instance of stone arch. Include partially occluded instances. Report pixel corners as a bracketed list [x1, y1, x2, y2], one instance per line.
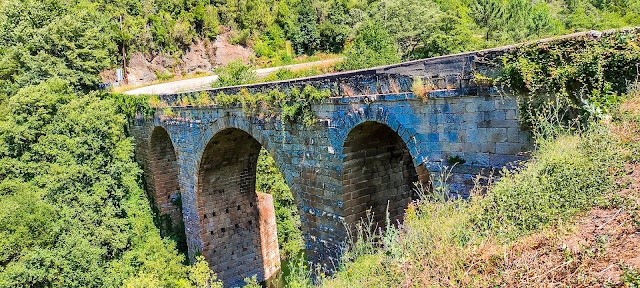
[196, 127, 282, 286]
[148, 126, 184, 237]
[335, 107, 422, 164]
[341, 120, 430, 232]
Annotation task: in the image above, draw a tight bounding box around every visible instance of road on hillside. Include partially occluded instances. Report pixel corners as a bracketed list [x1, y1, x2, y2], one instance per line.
[124, 58, 344, 95]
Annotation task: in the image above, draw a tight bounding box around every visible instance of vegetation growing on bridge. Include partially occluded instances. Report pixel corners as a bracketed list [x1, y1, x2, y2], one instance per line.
[214, 86, 332, 126]
[148, 85, 332, 126]
[498, 29, 640, 129]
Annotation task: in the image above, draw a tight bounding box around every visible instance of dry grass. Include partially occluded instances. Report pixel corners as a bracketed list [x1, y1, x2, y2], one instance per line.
[411, 77, 436, 101]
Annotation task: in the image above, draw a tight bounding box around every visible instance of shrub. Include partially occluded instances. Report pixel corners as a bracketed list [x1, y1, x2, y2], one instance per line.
[474, 127, 619, 239]
[212, 60, 257, 87]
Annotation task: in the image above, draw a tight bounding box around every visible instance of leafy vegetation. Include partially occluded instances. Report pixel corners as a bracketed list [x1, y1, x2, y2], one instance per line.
[256, 149, 305, 259]
[0, 0, 114, 96]
[1, 0, 639, 286]
[0, 1, 220, 286]
[0, 80, 197, 287]
[498, 29, 640, 128]
[2, 0, 637, 84]
[212, 60, 258, 87]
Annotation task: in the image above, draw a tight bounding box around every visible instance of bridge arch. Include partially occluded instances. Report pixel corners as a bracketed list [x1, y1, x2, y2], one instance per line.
[340, 119, 430, 232]
[196, 127, 287, 286]
[148, 126, 184, 241]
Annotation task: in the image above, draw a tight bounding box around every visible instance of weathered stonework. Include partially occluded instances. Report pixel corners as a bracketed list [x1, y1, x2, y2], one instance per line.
[257, 192, 280, 281]
[132, 93, 530, 286]
[129, 31, 640, 286]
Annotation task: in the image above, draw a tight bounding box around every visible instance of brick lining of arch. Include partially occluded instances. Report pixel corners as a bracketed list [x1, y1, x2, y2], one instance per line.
[342, 121, 430, 232]
[197, 128, 280, 286]
[149, 127, 183, 232]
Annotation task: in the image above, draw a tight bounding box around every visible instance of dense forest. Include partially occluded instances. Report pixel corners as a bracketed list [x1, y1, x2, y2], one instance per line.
[0, 0, 639, 287]
[101, 0, 640, 67]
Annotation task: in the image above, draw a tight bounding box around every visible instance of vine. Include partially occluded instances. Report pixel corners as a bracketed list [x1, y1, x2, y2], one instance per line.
[153, 85, 331, 126]
[497, 30, 640, 129]
[104, 92, 155, 123]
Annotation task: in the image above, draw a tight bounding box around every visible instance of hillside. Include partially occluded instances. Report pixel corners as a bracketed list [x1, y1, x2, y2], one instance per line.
[0, 0, 640, 287]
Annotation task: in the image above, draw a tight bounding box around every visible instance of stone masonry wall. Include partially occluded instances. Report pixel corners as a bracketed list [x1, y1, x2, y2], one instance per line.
[342, 121, 427, 231]
[257, 192, 280, 281]
[130, 31, 618, 285]
[149, 127, 183, 230]
[197, 128, 267, 286]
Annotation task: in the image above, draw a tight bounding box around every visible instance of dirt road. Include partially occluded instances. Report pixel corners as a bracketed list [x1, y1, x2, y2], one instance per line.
[124, 58, 344, 95]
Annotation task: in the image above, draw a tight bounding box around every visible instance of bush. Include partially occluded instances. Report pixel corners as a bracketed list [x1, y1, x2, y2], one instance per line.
[0, 80, 192, 287]
[212, 60, 257, 87]
[474, 127, 619, 239]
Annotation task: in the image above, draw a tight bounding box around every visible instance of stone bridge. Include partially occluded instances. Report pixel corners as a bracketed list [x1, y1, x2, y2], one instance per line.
[127, 31, 624, 287]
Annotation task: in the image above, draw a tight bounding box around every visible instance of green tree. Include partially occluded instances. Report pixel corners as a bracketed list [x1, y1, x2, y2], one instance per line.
[202, 5, 221, 40]
[470, 0, 505, 41]
[375, 0, 442, 58]
[0, 0, 115, 96]
[291, 0, 320, 55]
[0, 80, 192, 287]
[340, 21, 401, 70]
[528, 2, 557, 38]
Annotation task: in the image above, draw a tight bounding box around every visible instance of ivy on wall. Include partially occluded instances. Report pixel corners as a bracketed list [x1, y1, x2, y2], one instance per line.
[498, 30, 640, 128]
[150, 85, 331, 127]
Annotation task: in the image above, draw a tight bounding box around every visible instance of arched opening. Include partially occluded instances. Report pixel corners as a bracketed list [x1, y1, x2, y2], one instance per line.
[342, 121, 427, 232]
[149, 127, 186, 253]
[197, 128, 302, 287]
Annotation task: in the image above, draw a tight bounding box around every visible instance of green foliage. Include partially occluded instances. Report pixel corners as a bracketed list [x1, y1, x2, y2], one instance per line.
[285, 256, 314, 288]
[188, 256, 223, 288]
[621, 265, 640, 287]
[474, 129, 618, 239]
[213, 85, 331, 126]
[107, 93, 156, 123]
[212, 60, 258, 87]
[242, 275, 261, 288]
[155, 70, 175, 81]
[0, 80, 192, 287]
[499, 30, 640, 128]
[256, 149, 305, 258]
[446, 155, 466, 165]
[340, 21, 401, 70]
[374, 0, 442, 57]
[0, 0, 115, 96]
[470, 0, 505, 41]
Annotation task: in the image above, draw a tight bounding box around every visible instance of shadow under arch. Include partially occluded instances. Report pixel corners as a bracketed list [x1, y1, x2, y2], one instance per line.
[148, 126, 187, 253]
[196, 127, 287, 286]
[341, 121, 431, 233]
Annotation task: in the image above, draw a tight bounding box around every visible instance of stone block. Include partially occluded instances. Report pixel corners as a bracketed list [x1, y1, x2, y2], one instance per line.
[496, 143, 523, 154]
